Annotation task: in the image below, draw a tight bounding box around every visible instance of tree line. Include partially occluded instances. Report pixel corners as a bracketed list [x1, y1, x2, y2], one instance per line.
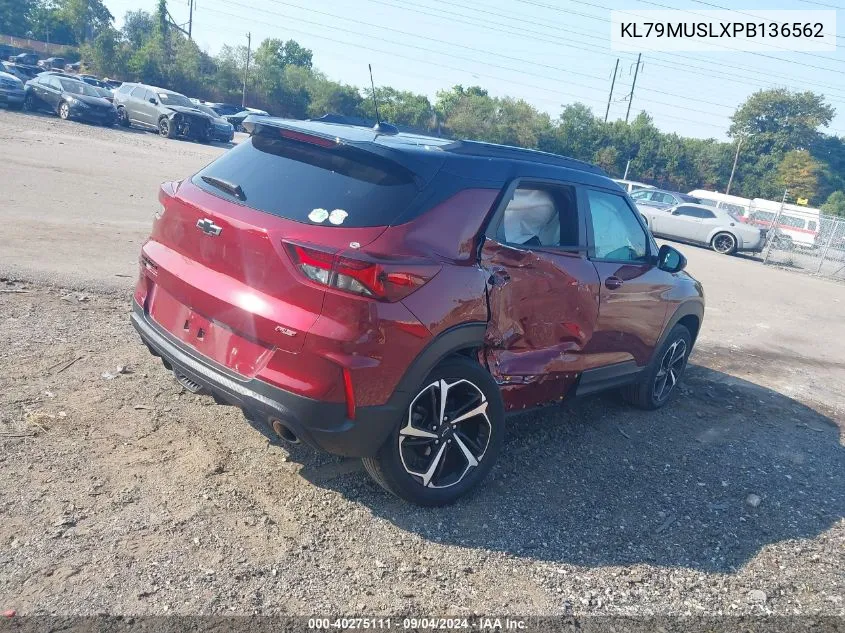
[4, 0, 845, 215]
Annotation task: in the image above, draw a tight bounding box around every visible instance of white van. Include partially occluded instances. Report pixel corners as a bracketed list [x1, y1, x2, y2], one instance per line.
[613, 179, 654, 194]
[688, 190, 753, 218]
[747, 199, 821, 248]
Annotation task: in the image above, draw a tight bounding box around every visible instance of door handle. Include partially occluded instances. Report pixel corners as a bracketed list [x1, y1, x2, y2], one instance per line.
[605, 276, 624, 290]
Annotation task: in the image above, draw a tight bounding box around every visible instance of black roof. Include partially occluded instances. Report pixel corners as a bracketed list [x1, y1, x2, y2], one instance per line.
[250, 117, 608, 179]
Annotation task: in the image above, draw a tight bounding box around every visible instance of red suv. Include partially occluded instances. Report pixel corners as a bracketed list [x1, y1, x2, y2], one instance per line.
[132, 119, 704, 505]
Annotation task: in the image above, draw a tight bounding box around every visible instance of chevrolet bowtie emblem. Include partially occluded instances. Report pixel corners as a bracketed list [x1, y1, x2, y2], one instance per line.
[196, 218, 222, 236]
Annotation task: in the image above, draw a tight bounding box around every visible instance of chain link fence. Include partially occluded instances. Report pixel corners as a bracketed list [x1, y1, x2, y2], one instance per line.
[761, 213, 845, 280]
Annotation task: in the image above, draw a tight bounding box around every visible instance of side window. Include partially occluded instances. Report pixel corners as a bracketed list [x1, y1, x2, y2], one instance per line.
[676, 205, 707, 217]
[118, 84, 133, 94]
[129, 86, 145, 98]
[144, 89, 157, 103]
[586, 189, 649, 262]
[699, 209, 717, 219]
[496, 184, 579, 249]
[630, 190, 650, 201]
[808, 220, 818, 232]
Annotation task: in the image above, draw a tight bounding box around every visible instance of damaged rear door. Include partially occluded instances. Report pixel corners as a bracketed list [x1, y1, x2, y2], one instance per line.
[479, 180, 601, 411]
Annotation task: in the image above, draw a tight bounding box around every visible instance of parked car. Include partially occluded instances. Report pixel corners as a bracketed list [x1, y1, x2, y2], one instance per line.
[203, 102, 242, 117]
[9, 52, 38, 66]
[632, 188, 701, 210]
[113, 82, 214, 141]
[130, 119, 704, 505]
[193, 103, 235, 142]
[640, 202, 765, 255]
[1, 62, 41, 82]
[0, 69, 25, 110]
[78, 74, 110, 89]
[613, 178, 654, 193]
[37, 57, 65, 70]
[23, 73, 117, 125]
[226, 109, 269, 131]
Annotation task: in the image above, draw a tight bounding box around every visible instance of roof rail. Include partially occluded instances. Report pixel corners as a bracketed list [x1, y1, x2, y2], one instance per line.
[448, 140, 606, 175]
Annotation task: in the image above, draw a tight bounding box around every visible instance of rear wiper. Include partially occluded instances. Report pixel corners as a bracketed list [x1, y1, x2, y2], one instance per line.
[201, 175, 246, 201]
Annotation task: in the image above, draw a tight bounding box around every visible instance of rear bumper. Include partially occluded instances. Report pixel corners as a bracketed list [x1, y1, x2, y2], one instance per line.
[131, 300, 399, 457]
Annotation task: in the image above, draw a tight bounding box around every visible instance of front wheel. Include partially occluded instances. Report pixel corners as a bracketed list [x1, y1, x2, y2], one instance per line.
[621, 324, 691, 410]
[711, 232, 737, 255]
[23, 93, 35, 112]
[58, 101, 70, 120]
[362, 357, 505, 506]
[116, 106, 130, 127]
[158, 116, 176, 138]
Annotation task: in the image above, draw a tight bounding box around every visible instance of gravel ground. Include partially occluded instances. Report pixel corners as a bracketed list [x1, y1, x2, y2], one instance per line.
[0, 284, 842, 617]
[0, 109, 843, 619]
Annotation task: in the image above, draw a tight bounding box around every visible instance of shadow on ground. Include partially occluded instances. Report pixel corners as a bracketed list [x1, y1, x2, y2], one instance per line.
[278, 365, 845, 574]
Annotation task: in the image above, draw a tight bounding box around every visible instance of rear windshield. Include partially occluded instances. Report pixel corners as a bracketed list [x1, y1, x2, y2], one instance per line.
[193, 135, 420, 228]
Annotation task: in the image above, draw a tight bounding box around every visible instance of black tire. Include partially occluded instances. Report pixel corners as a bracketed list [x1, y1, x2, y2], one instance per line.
[362, 357, 505, 506]
[58, 101, 70, 120]
[158, 116, 176, 138]
[116, 106, 130, 127]
[711, 231, 737, 255]
[621, 324, 692, 410]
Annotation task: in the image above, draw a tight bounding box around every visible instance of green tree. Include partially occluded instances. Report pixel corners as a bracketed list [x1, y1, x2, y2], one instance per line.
[821, 191, 845, 218]
[776, 150, 821, 203]
[122, 10, 155, 48]
[306, 74, 362, 118]
[80, 26, 127, 77]
[730, 89, 834, 153]
[361, 86, 432, 131]
[57, 0, 113, 43]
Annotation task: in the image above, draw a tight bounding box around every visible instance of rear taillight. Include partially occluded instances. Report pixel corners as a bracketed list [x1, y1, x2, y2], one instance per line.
[284, 241, 438, 302]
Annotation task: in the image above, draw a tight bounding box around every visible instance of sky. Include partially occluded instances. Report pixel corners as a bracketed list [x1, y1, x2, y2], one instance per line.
[100, 0, 845, 141]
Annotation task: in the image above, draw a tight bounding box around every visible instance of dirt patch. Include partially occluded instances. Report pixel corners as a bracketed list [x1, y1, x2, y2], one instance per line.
[0, 285, 842, 616]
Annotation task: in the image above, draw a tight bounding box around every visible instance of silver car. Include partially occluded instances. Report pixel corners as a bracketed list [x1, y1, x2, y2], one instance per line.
[631, 188, 700, 209]
[639, 203, 766, 255]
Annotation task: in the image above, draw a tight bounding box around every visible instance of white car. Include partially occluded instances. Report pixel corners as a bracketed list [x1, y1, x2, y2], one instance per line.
[640, 203, 766, 255]
[613, 178, 654, 194]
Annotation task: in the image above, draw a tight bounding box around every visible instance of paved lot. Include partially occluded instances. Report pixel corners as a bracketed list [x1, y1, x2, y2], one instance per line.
[0, 109, 843, 617]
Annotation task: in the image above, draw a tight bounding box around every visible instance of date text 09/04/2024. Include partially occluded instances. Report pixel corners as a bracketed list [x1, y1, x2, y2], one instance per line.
[308, 617, 527, 630]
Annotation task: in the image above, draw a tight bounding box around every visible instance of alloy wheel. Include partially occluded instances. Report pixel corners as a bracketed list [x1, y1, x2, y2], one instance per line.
[653, 338, 687, 403]
[59, 102, 69, 120]
[159, 119, 169, 137]
[399, 379, 492, 489]
[713, 234, 735, 254]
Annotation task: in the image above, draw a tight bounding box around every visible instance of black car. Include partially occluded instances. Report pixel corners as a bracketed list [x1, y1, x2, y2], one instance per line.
[24, 74, 117, 125]
[226, 109, 269, 131]
[203, 102, 241, 117]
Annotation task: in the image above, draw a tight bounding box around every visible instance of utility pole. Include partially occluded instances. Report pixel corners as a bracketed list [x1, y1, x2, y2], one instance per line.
[625, 53, 642, 124]
[725, 136, 743, 195]
[604, 58, 619, 123]
[188, 0, 194, 40]
[242, 32, 251, 109]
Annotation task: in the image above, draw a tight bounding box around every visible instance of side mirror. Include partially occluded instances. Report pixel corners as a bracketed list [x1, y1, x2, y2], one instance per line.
[671, 208, 681, 215]
[149, 97, 157, 104]
[657, 244, 686, 273]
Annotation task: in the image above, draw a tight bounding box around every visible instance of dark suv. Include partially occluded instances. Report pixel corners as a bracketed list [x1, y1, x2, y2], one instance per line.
[114, 83, 213, 141]
[132, 119, 704, 505]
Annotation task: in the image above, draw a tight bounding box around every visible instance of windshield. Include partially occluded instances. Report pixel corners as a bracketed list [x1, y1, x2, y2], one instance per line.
[157, 92, 193, 107]
[59, 79, 101, 97]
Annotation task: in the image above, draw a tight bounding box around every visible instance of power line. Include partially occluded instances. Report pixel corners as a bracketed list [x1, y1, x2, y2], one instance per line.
[199, 4, 732, 132]
[214, 0, 739, 119]
[380, 0, 845, 103]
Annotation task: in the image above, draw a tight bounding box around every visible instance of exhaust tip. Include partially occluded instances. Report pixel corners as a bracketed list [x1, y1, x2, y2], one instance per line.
[271, 418, 300, 444]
